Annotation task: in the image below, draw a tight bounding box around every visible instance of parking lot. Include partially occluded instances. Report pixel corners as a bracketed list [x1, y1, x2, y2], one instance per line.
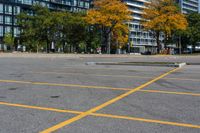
[0, 56, 200, 133]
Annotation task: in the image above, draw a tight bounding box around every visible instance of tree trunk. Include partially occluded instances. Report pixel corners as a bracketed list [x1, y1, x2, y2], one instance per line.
[107, 32, 111, 54]
[37, 43, 39, 53]
[46, 39, 50, 53]
[62, 42, 65, 53]
[179, 36, 182, 55]
[156, 31, 161, 54]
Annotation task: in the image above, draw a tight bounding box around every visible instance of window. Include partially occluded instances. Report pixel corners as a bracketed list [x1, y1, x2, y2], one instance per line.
[5, 5, 12, 14]
[14, 6, 20, 15]
[0, 4, 3, 13]
[14, 27, 20, 37]
[5, 16, 12, 25]
[85, 2, 89, 8]
[0, 26, 3, 37]
[79, 1, 84, 7]
[14, 17, 18, 25]
[5, 26, 11, 34]
[23, 0, 32, 5]
[0, 15, 3, 24]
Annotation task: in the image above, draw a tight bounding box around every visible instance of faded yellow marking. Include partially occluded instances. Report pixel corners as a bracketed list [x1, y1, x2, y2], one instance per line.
[1, 100, 200, 130]
[0, 79, 199, 97]
[164, 77, 200, 82]
[0, 79, 130, 91]
[92, 113, 200, 129]
[0, 102, 81, 114]
[29, 71, 153, 79]
[29, 71, 200, 82]
[140, 90, 200, 96]
[40, 68, 180, 133]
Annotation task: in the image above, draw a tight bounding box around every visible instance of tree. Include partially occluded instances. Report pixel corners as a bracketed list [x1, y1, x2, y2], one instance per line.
[85, 26, 101, 53]
[62, 12, 87, 53]
[179, 13, 200, 51]
[112, 23, 129, 50]
[17, 5, 51, 52]
[17, 5, 89, 53]
[85, 0, 131, 54]
[142, 0, 188, 53]
[3, 33, 15, 51]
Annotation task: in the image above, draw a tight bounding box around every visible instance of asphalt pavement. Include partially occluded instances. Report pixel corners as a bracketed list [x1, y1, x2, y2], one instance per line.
[0, 56, 199, 133]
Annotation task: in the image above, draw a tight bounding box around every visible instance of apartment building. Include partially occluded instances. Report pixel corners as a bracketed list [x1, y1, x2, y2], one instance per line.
[0, 0, 90, 47]
[123, 0, 157, 53]
[124, 0, 200, 53]
[177, 0, 200, 14]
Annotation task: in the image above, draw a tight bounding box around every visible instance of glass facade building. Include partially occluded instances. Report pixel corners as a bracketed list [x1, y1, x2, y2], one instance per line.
[0, 0, 90, 45]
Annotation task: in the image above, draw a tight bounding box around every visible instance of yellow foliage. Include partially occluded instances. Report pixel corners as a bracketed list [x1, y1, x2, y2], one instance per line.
[142, 0, 188, 36]
[85, 0, 131, 27]
[85, 0, 131, 51]
[113, 23, 129, 47]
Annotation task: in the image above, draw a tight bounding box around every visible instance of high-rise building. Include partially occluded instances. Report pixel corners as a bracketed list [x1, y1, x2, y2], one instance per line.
[0, 0, 90, 46]
[177, 0, 200, 14]
[124, 0, 200, 53]
[124, 0, 157, 53]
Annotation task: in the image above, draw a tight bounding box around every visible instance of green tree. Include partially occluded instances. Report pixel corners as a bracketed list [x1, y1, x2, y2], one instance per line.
[18, 5, 57, 53]
[3, 33, 15, 51]
[85, 26, 101, 53]
[17, 6, 45, 52]
[180, 13, 200, 51]
[18, 5, 89, 53]
[61, 12, 88, 53]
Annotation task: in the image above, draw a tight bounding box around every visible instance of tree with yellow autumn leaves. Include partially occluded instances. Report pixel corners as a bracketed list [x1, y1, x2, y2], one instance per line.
[142, 0, 188, 53]
[85, 0, 131, 54]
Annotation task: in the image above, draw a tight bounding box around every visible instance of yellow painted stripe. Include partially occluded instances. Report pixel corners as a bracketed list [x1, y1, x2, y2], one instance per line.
[30, 71, 200, 82]
[1, 101, 200, 129]
[40, 68, 180, 133]
[92, 113, 200, 129]
[0, 79, 130, 91]
[164, 77, 200, 82]
[29, 71, 153, 79]
[0, 79, 199, 97]
[0, 80, 32, 84]
[140, 90, 200, 96]
[0, 102, 81, 114]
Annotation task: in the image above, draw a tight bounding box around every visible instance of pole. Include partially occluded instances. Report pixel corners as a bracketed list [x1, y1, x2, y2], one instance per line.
[107, 32, 111, 54]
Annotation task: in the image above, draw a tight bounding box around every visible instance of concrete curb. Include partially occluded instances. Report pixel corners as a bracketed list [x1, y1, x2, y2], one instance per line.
[86, 62, 187, 68]
[168, 62, 186, 68]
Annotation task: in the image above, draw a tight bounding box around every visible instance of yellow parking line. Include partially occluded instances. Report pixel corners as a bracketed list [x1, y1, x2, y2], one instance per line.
[1, 100, 200, 130]
[0, 79, 130, 91]
[164, 77, 200, 82]
[30, 71, 200, 82]
[92, 113, 200, 129]
[140, 90, 200, 96]
[32, 82, 130, 91]
[0, 102, 81, 114]
[0, 79, 199, 97]
[29, 71, 153, 79]
[40, 68, 180, 133]
[0, 80, 32, 84]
